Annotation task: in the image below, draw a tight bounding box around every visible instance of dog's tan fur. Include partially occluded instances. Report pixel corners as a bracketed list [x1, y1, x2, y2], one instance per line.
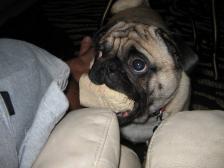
[93, 0, 192, 142]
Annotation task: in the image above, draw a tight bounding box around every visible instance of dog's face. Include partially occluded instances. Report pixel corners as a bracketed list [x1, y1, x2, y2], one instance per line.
[89, 21, 183, 125]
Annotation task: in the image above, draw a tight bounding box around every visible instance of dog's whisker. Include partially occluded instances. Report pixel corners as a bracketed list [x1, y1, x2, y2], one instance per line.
[98, 51, 103, 58]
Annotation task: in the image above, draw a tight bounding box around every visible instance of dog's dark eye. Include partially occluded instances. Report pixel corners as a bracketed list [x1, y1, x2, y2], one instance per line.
[132, 58, 147, 73]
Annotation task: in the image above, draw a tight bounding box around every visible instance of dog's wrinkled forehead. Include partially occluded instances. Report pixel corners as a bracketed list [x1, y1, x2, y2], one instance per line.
[96, 21, 177, 69]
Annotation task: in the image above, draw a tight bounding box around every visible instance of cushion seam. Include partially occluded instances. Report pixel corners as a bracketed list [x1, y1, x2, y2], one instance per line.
[94, 112, 116, 168]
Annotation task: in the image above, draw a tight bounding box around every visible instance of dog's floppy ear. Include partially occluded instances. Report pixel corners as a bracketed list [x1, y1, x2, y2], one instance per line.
[173, 37, 199, 74]
[111, 0, 150, 14]
[156, 28, 198, 74]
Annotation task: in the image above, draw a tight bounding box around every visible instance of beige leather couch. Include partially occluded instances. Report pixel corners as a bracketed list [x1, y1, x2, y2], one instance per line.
[32, 108, 141, 168]
[33, 109, 224, 168]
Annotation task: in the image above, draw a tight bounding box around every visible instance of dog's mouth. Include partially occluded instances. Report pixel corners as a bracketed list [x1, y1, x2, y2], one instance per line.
[116, 111, 133, 125]
[116, 99, 144, 126]
[117, 110, 136, 125]
[117, 111, 130, 118]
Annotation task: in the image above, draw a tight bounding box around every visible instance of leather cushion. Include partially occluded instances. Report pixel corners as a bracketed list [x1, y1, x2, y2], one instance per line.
[146, 110, 224, 168]
[32, 108, 120, 168]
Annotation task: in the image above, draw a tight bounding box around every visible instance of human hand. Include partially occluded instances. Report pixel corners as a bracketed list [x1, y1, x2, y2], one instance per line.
[66, 36, 96, 110]
[67, 36, 95, 82]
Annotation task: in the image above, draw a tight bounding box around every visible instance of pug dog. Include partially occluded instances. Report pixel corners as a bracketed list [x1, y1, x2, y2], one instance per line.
[89, 0, 198, 143]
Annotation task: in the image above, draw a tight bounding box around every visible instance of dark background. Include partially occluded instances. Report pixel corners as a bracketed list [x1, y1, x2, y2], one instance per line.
[1, 0, 223, 110]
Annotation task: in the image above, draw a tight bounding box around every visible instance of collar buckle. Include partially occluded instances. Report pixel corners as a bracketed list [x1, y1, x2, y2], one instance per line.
[156, 108, 165, 121]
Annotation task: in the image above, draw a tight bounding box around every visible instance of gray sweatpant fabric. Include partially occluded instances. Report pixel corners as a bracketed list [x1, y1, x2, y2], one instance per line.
[0, 39, 70, 168]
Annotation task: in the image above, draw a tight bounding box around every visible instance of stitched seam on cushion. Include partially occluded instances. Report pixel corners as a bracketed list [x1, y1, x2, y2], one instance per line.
[94, 112, 116, 168]
[146, 114, 175, 168]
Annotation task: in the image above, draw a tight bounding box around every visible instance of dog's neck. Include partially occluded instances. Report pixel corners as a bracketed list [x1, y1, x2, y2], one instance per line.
[163, 72, 190, 116]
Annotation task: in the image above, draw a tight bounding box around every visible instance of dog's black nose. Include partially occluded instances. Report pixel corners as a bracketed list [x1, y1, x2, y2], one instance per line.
[108, 61, 117, 73]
